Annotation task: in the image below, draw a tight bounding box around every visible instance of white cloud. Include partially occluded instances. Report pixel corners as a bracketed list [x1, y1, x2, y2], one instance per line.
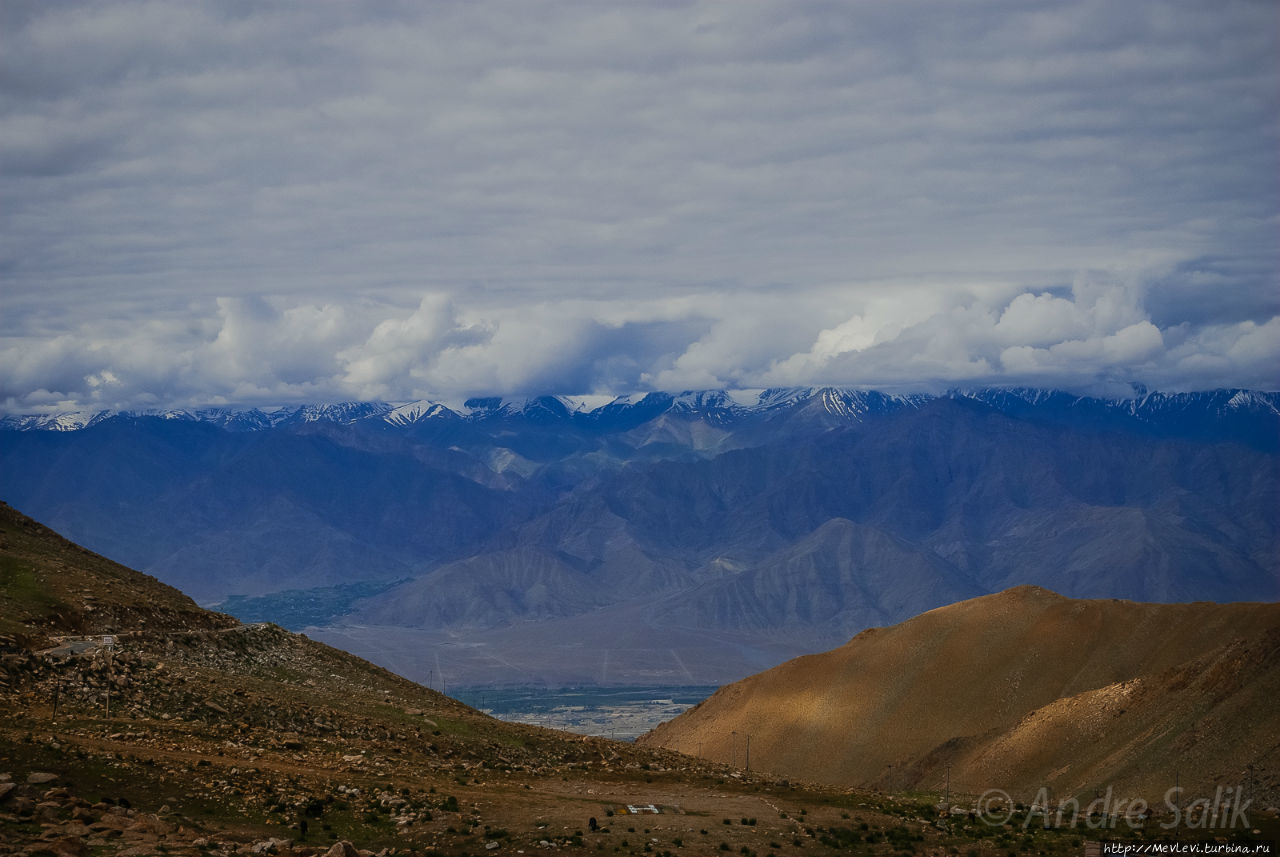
[1, 0, 1277, 410]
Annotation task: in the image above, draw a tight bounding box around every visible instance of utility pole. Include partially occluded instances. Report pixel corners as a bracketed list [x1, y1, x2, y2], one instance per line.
[945, 766, 951, 810]
[745, 734, 750, 773]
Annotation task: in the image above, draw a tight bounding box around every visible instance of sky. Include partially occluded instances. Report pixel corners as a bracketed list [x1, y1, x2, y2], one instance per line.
[2, 0, 1278, 412]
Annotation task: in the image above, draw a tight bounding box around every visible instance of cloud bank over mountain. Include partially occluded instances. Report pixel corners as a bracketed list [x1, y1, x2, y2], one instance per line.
[2, 1, 1277, 411]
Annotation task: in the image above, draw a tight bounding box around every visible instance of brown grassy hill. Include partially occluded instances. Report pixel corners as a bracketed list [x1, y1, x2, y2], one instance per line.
[638, 586, 1280, 804]
[0, 500, 237, 647]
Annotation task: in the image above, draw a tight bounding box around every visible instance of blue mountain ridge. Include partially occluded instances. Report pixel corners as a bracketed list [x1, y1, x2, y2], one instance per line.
[1, 387, 1276, 685]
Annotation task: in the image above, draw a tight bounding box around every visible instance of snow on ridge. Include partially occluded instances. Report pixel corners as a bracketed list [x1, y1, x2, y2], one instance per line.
[724, 389, 767, 408]
[5, 387, 1276, 431]
[385, 400, 459, 425]
[556, 394, 619, 413]
[670, 390, 743, 411]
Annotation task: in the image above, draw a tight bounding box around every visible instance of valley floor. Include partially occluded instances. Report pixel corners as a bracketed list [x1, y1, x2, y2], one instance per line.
[305, 620, 828, 689]
[451, 686, 719, 742]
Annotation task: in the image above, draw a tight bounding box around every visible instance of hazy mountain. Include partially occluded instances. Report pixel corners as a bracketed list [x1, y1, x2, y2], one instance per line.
[639, 586, 1280, 802]
[2, 387, 1276, 682]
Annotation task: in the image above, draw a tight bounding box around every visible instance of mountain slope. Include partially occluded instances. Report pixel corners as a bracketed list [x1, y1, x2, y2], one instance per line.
[2, 388, 1276, 684]
[638, 586, 1280, 802]
[0, 501, 236, 646]
[1, 505, 856, 855]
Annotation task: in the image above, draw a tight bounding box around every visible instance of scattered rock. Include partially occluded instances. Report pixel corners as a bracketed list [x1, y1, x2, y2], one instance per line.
[486, 841, 500, 850]
[47, 836, 87, 857]
[324, 841, 361, 857]
[27, 771, 58, 784]
[251, 836, 293, 853]
[0, 781, 16, 802]
[126, 813, 173, 837]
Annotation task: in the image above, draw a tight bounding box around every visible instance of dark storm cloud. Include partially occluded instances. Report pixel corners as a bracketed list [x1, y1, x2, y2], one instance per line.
[1, 0, 1277, 411]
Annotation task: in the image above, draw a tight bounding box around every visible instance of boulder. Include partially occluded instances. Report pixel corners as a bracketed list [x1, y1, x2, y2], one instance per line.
[324, 841, 360, 857]
[251, 836, 293, 853]
[27, 772, 58, 784]
[48, 837, 88, 857]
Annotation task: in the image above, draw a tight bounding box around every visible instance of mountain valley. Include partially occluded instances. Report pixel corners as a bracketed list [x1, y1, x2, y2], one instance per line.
[2, 387, 1276, 685]
[4, 504, 1278, 856]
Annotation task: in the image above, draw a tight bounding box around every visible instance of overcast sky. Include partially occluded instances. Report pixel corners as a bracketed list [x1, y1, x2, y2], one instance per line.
[2, 0, 1277, 412]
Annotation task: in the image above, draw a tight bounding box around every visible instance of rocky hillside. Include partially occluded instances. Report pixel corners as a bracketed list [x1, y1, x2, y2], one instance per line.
[639, 586, 1280, 805]
[0, 501, 236, 648]
[13, 507, 1251, 855]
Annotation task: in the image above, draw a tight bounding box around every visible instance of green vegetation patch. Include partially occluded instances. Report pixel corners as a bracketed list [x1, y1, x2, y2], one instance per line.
[217, 579, 409, 630]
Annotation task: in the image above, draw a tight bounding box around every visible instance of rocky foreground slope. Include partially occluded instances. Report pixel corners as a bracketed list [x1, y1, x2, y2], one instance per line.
[640, 586, 1280, 806]
[18, 504, 1274, 855]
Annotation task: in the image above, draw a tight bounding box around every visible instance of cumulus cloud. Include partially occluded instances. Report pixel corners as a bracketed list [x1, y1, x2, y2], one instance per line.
[1, 0, 1277, 410]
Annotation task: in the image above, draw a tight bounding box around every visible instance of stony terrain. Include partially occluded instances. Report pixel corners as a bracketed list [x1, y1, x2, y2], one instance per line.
[3, 504, 1277, 855]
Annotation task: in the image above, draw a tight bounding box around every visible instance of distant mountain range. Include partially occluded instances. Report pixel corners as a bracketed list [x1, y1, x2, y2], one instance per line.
[2, 387, 1277, 685]
[5, 386, 1279, 444]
